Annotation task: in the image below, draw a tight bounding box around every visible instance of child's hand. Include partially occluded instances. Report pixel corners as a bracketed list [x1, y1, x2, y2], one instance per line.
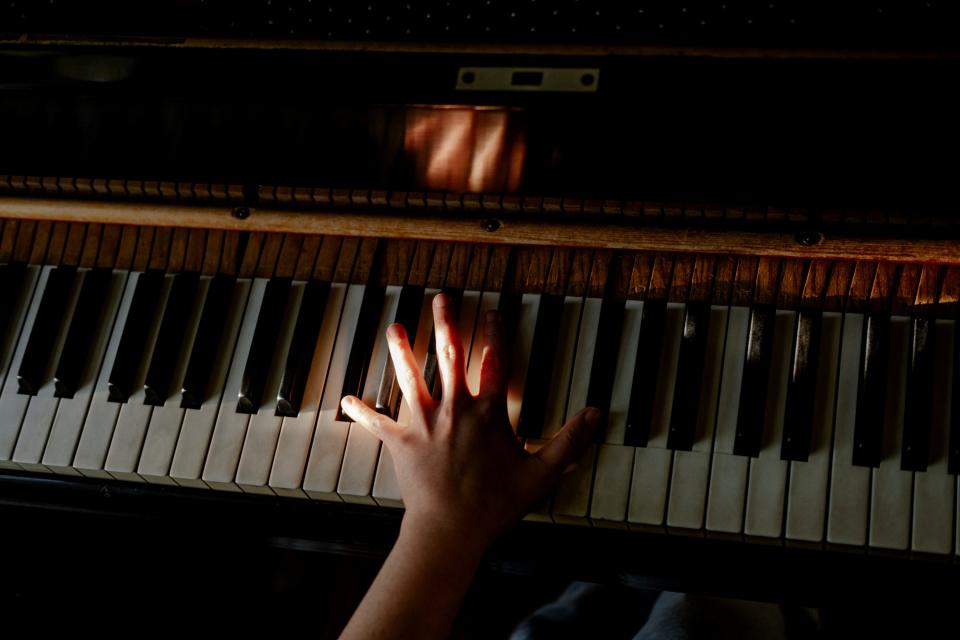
[340, 292, 601, 551]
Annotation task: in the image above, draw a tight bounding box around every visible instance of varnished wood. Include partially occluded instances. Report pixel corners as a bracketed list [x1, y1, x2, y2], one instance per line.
[202, 229, 224, 276]
[351, 238, 380, 285]
[753, 257, 781, 307]
[13, 219, 36, 264]
[274, 234, 304, 280]
[628, 252, 655, 301]
[667, 254, 695, 303]
[148, 227, 173, 271]
[167, 227, 190, 273]
[292, 235, 322, 281]
[914, 264, 942, 310]
[545, 248, 572, 297]
[484, 245, 514, 293]
[711, 255, 737, 306]
[689, 255, 717, 304]
[96, 225, 122, 270]
[846, 262, 878, 314]
[868, 263, 899, 314]
[27, 221, 52, 265]
[78, 224, 102, 269]
[115, 226, 139, 271]
[44, 222, 69, 266]
[939, 266, 960, 309]
[523, 247, 553, 293]
[648, 253, 674, 301]
[183, 229, 207, 273]
[731, 256, 759, 306]
[800, 261, 832, 308]
[334, 237, 360, 283]
[566, 249, 593, 299]
[238, 233, 265, 279]
[776, 260, 805, 310]
[892, 264, 923, 316]
[425, 243, 453, 289]
[449, 244, 477, 291]
[587, 250, 613, 299]
[255, 234, 285, 279]
[824, 262, 855, 312]
[407, 241, 436, 288]
[1, 219, 20, 263]
[62, 223, 88, 267]
[219, 231, 241, 277]
[7, 199, 960, 265]
[313, 237, 343, 282]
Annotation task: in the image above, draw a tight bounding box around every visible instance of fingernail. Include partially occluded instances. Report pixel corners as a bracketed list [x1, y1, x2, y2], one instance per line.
[434, 292, 450, 308]
[386, 323, 404, 340]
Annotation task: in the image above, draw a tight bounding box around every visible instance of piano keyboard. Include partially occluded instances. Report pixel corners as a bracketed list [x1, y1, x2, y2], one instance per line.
[1, 224, 959, 558]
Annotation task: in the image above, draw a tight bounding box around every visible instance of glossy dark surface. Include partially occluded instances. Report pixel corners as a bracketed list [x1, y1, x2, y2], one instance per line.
[733, 306, 775, 458]
[17, 266, 76, 396]
[54, 268, 112, 399]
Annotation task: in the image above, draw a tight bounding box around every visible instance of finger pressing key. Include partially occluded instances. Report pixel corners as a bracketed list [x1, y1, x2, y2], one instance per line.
[386, 323, 433, 421]
[433, 293, 465, 401]
[341, 395, 397, 441]
[479, 310, 506, 402]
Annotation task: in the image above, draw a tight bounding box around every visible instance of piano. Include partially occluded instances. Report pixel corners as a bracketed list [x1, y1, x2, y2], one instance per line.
[3, 1, 960, 609]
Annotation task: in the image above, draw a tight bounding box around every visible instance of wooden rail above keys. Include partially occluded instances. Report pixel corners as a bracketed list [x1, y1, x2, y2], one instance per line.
[3, 197, 960, 266]
[3, 218, 960, 316]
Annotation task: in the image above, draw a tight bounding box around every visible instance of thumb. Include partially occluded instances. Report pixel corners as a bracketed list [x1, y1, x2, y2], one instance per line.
[535, 407, 603, 481]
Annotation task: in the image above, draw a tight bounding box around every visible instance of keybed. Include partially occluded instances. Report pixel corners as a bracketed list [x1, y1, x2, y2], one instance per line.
[2, 221, 960, 556]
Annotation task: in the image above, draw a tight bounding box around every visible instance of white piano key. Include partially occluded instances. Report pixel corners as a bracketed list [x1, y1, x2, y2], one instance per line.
[667, 305, 730, 531]
[0, 266, 54, 468]
[541, 296, 584, 440]
[17, 270, 127, 472]
[235, 284, 303, 495]
[743, 311, 794, 539]
[552, 297, 602, 524]
[0, 266, 39, 391]
[627, 302, 684, 529]
[201, 278, 269, 492]
[466, 291, 499, 395]
[869, 316, 913, 550]
[71, 272, 143, 478]
[371, 289, 437, 508]
[302, 284, 367, 500]
[169, 279, 252, 488]
[827, 313, 871, 547]
[588, 300, 642, 526]
[705, 305, 751, 534]
[103, 274, 174, 482]
[458, 290, 482, 377]
[138, 277, 209, 485]
[784, 312, 843, 543]
[910, 319, 955, 555]
[269, 282, 348, 498]
[337, 286, 403, 504]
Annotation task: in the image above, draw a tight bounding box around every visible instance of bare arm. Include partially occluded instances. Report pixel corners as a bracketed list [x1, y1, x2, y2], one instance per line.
[339, 293, 600, 639]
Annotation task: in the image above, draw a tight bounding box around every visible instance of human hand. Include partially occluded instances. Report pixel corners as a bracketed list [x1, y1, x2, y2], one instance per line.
[340, 292, 601, 552]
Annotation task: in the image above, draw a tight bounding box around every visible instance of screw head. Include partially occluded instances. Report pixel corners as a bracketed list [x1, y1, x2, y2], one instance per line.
[481, 218, 501, 232]
[796, 230, 823, 247]
[232, 206, 251, 220]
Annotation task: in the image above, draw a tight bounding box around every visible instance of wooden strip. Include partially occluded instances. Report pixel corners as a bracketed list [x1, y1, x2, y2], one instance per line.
[711, 255, 737, 305]
[314, 236, 343, 282]
[166, 227, 190, 272]
[868, 263, 899, 313]
[566, 249, 594, 298]
[333, 237, 360, 283]
[800, 260, 832, 308]
[78, 223, 103, 268]
[293, 235, 322, 281]
[824, 261, 855, 312]
[731, 255, 759, 306]
[254, 233, 284, 278]
[752, 257, 780, 306]
[183, 228, 207, 273]
[61, 223, 88, 267]
[689, 254, 717, 304]
[132, 227, 156, 272]
[10, 199, 960, 264]
[385, 239, 416, 286]
[274, 234, 304, 279]
[114, 226, 139, 271]
[27, 221, 52, 265]
[407, 241, 436, 287]
[892, 264, 923, 316]
[12, 219, 37, 263]
[218, 230, 241, 276]
[545, 247, 574, 297]
[484, 245, 514, 292]
[776, 259, 805, 310]
[449, 243, 477, 290]
[648, 253, 675, 300]
[587, 250, 613, 298]
[96, 225, 122, 269]
[202, 229, 224, 275]
[914, 264, 942, 311]
[44, 221, 70, 266]
[426, 243, 454, 289]
[938, 266, 960, 308]
[351, 237, 381, 284]
[0, 219, 16, 263]
[667, 253, 696, 303]
[148, 226, 173, 271]
[237, 232, 265, 278]
[846, 261, 878, 313]
[523, 247, 554, 293]
[627, 252, 654, 300]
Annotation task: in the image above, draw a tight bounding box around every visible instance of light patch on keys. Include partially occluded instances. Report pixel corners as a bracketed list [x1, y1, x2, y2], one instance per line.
[466, 291, 499, 396]
[506, 293, 541, 431]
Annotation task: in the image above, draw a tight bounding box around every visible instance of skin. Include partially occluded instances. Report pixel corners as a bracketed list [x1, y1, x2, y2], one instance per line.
[339, 293, 601, 640]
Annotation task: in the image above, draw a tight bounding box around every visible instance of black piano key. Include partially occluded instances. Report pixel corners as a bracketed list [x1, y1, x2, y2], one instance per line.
[949, 320, 960, 475]
[624, 299, 667, 447]
[852, 313, 889, 467]
[108, 270, 165, 403]
[337, 282, 387, 422]
[667, 302, 712, 451]
[497, 290, 523, 370]
[780, 310, 823, 462]
[276, 279, 332, 417]
[586, 294, 627, 441]
[423, 287, 462, 401]
[180, 275, 236, 410]
[53, 268, 112, 398]
[376, 285, 425, 418]
[143, 272, 200, 407]
[902, 315, 935, 472]
[237, 278, 291, 414]
[0, 262, 27, 338]
[733, 306, 776, 458]
[17, 266, 78, 396]
[517, 294, 564, 439]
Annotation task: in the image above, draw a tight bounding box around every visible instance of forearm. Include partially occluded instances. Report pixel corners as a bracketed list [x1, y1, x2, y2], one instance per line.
[340, 515, 488, 640]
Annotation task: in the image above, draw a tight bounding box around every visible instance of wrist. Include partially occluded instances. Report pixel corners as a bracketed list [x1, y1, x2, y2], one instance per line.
[399, 510, 492, 562]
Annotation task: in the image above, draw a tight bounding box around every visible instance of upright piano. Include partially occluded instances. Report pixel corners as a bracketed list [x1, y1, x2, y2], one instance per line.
[2, 1, 960, 606]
